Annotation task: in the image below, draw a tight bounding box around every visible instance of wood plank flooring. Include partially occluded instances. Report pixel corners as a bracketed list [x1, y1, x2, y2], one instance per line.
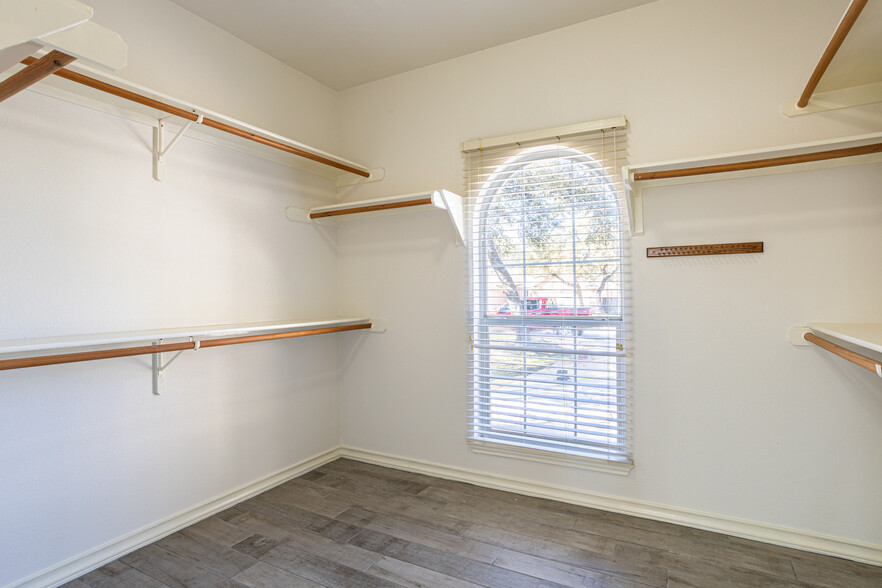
[63, 458, 882, 588]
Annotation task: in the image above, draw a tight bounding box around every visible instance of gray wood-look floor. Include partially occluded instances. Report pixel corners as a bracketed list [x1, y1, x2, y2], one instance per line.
[63, 458, 881, 588]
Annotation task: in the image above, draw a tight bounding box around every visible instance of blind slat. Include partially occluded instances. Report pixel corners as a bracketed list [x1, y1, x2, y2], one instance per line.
[466, 123, 632, 466]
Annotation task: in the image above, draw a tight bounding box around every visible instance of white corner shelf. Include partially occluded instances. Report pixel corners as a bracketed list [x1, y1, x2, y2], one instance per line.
[0, 53, 376, 182]
[624, 131, 882, 235]
[286, 189, 466, 246]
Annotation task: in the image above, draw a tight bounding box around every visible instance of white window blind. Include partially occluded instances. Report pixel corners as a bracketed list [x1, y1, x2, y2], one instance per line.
[465, 122, 632, 473]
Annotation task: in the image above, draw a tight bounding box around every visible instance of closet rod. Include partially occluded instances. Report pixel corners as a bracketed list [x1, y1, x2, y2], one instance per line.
[310, 197, 434, 219]
[804, 332, 881, 375]
[797, 0, 868, 109]
[0, 323, 371, 371]
[632, 142, 882, 181]
[19, 56, 371, 178]
[0, 51, 76, 103]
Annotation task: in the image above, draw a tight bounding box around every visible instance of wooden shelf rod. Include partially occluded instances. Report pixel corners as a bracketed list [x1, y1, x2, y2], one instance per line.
[632, 141, 882, 182]
[310, 197, 434, 219]
[0, 323, 371, 371]
[18, 56, 370, 178]
[797, 0, 868, 109]
[804, 332, 882, 376]
[0, 51, 76, 103]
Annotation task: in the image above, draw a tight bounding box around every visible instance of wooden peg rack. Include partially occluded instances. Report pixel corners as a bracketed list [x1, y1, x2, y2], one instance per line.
[646, 242, 763, 258]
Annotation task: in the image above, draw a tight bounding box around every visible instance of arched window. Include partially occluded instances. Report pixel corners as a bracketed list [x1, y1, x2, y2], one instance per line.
[466, 128, 632, 472]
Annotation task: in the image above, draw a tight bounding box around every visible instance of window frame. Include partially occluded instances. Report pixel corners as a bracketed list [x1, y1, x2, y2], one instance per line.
[466, 132, 632, 475]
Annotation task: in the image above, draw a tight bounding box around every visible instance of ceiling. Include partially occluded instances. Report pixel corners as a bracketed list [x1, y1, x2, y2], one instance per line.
[167, 0, 657, 90]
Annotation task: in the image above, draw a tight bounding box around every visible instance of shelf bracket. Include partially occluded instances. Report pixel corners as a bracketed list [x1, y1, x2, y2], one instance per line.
[153, 114, 202, 181]
[621, 166, 643, 236]
[151, 337, 196, 395]
[433, 189, 465, 246]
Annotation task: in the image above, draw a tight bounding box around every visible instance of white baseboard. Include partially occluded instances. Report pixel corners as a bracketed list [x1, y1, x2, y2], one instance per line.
[339, 446, 882, 567]
[13, 447, 343, 588]
[13, 444, 880, 587]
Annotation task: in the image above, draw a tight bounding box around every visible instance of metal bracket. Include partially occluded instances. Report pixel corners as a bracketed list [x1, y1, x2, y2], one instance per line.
[153, 114, 203, 181]
[152, 337, 197, 395]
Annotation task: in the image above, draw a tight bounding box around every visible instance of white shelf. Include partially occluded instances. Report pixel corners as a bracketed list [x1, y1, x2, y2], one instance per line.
[789, 323, 882, 378]
[0, 317, 373, 356]
[624, 131, 882, 235]
[286, 189, 466, 245]
[0, 0, 126, 72]
[0, 317, 380, 395]
[807, 323, 882, 355]
[782, 1, 882, 116]
[0, 56, 373, 182]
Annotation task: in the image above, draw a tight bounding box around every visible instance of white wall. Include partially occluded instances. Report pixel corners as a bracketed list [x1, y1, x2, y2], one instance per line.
[337, 0, 882, 550]
[86, 0, 340, 152]
[2, 0, 881, 583]
[0, 1, 345, 585]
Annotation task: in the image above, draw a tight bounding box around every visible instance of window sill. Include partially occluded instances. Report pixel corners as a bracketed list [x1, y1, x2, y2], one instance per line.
[467, 440, 633, 476]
